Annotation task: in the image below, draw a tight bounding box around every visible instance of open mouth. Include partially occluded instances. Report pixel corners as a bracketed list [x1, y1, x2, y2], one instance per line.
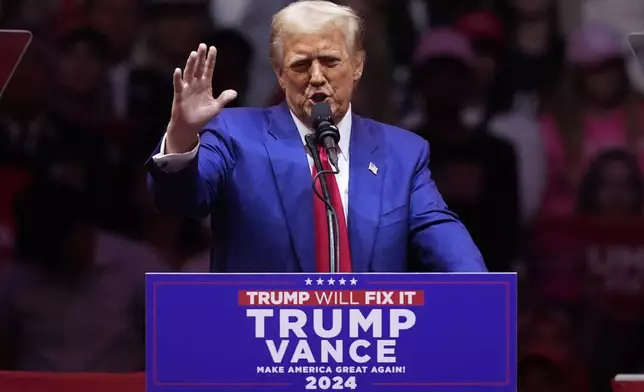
[310, 93, 328, 103]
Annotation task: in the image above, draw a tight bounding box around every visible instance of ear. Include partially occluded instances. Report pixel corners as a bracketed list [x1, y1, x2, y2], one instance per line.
[352, 50, 365, 82]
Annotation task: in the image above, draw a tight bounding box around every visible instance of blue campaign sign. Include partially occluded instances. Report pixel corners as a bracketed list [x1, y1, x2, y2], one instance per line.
[146, 273, 517, 392]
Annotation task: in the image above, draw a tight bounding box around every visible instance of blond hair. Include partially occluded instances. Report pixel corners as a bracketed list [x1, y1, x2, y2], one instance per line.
[269, 0, 364, 66]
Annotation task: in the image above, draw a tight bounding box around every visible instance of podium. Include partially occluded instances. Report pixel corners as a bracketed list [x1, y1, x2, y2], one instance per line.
[146, 273, 517, 391]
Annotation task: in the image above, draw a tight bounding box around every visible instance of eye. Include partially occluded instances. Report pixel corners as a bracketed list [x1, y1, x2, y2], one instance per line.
[290, 59, 310, 72]
[320, 56, 341, 66]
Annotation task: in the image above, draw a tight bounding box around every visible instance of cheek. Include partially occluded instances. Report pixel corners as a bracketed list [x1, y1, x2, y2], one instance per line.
[283, 76, 308, 100]
[329, 68, 355, 93]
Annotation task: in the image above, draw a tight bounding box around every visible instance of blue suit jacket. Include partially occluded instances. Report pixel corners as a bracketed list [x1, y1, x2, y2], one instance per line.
[146, 103, 487, 273]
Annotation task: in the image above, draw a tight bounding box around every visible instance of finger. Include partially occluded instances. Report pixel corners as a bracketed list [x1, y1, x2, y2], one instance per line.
[215, 89, 238, 108]
[194, 43, 208, 79]
[183, 51, 198, 80]
[203, 46, 217, 82]
[172, 68, 183, 95]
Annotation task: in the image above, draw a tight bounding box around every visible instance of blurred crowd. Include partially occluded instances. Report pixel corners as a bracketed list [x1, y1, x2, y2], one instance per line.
[0, 0, 644, 391]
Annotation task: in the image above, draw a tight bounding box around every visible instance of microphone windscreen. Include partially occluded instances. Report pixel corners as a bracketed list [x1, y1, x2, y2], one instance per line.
[312, 102, 333, 119]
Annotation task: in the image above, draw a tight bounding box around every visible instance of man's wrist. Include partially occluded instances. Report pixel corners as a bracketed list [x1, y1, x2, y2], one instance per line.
[165, 128, 199, 154]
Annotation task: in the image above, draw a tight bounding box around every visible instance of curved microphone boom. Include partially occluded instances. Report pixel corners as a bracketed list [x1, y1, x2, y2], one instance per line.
[312, 102, 340, 171]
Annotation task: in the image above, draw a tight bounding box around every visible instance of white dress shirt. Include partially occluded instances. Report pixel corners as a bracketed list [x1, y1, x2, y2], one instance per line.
[152, 107, 352, 217]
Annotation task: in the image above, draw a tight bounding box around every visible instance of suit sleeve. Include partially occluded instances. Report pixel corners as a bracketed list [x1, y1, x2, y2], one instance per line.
[145, 115, 235, 218]
[151, 133, 199, 173]
[409, 141, 488, 272]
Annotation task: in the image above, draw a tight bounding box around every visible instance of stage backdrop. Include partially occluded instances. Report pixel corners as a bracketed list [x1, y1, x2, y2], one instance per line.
[146, 273, 517, 392]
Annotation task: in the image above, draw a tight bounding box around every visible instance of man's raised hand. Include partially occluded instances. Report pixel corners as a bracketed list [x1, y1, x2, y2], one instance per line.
[166, 43, 238, 154]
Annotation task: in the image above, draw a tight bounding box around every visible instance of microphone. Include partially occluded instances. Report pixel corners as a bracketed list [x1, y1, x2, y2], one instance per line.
[312, 102, 340, 171]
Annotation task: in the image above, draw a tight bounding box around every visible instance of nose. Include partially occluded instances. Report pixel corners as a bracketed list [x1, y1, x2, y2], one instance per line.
[309, 61, 326, 87]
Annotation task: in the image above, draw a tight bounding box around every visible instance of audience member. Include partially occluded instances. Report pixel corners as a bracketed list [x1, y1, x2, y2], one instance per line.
[457, 10, 547, 225]
[518, 354, 571, 392]
[539, 22, 644, 218]
[0, 168, 31, 263]
[86, 0, 169, 131]
[86, 0, 142, 67]
[0, 180, 166, 371]
[0, 0, 58, 35]
[208, 0, 293, 107]
[145, 1, 212, 76]
[335, 0, 397, 124]
[456, 10, 506, 129]
[410, 28, 519, 272]
[577, 149, 644, 218]
[0, 0, 642, 387]
[519, 306, 589, 392]
[575, 152, 644, 392]
[122, 168, 210, 271]
[495, 0, 565, 114]
[205, 28, 254, 107]
[0, 41, 51, 169]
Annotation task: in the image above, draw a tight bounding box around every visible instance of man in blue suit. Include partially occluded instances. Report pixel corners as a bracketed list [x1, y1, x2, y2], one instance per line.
[146, 0, 487, 273]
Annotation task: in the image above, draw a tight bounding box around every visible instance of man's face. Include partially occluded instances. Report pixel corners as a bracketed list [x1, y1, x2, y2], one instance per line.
[274, 28, 364, 124]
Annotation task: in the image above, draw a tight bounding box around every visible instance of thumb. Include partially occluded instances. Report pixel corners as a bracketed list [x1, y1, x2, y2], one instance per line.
[215, 89, 238, 107]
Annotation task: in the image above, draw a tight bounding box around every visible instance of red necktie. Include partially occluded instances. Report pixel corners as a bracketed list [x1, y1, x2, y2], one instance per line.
[312, 147, 352, 272]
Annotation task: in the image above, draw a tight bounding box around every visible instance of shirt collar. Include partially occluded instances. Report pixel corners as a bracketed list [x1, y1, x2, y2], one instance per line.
[289, 105, 352, 160]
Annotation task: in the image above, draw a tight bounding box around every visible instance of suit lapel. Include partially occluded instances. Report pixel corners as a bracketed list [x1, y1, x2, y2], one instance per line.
[348, 115, 383, 272]
[265, 103, 316, 272]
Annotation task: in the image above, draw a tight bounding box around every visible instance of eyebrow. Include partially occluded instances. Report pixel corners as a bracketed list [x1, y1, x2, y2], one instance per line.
[289, 51, 342, 62]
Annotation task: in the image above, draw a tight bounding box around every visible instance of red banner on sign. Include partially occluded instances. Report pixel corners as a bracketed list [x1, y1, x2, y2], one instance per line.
[237, 290, 426, 306]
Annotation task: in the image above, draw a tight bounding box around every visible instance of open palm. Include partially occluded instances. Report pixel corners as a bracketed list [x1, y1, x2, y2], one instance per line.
[167, 43, 237, 153]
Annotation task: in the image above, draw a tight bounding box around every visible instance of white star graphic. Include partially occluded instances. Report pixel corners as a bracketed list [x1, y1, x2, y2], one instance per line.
[305, 278, 312, 285]
[327, 278, 335, 285]
[350, 278, 358, 285]
[338, 278, 346, 285]
[316, 278, 325, 285]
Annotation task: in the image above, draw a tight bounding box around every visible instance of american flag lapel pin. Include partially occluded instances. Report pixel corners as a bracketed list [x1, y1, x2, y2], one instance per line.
[368, 162, 378, 175]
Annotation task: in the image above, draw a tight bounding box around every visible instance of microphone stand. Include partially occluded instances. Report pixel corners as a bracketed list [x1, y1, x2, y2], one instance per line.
[305, 134, 339, 273]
